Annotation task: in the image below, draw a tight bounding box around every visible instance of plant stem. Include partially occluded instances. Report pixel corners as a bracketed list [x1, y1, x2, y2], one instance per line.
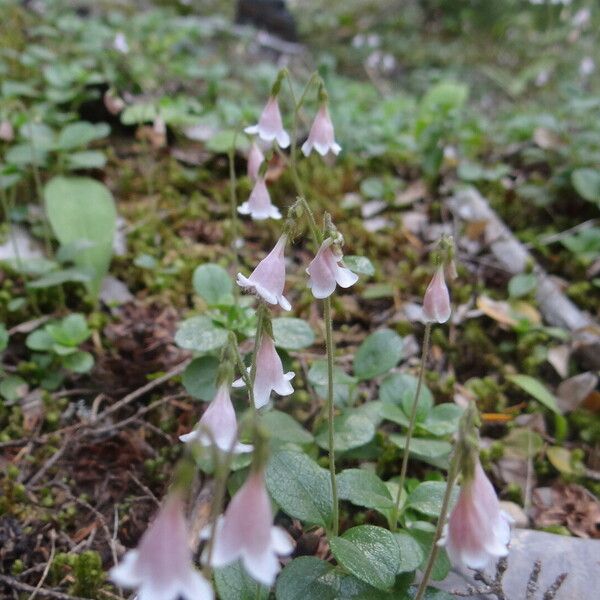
[26, 121, 52, 257]
[324, 297, 339, 536]
[414, 448, 460, 600]
[391, 322, 432, 531]
[229, 332, 256, 411]
[228, 131, 239, 290]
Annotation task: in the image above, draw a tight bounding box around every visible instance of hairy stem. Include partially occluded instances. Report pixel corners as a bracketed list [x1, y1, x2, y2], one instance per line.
[391, 322, 432, 531]
[414, 448, 460, 600]
[228, 131, 240, 290]
[324, 297, 339, 536]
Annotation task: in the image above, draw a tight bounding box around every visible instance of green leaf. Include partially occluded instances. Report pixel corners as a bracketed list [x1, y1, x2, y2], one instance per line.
[379, 373, 433, 423]
[272, 318, 315, 350]
[175, 316, 228, 352]
[121, 102, 157, 125]
[394, 531, 424, 573]
[420, 403, 463, 436]
[572, 168, 600, 205]
[407, 481, 459, 518]
[44, 176, 116, 299]
[329, 525, 400, 590]
[0, 324, 8, 352]
[5, 143, 48, 167]
[214, 561, 269, 600]
[181, 356, 219, 401]
[315, 412, 375, 452]
[266, 449, 332, 527]
[503, 427, 544, 459]
[0, 375, 28, 403]
[56, 122, 110, 150]
[354, 329, 403, 380]
[62, 350, 94, 373]
[343, 256, 375, 276]
[205, 130, 250, 154]
[26, 329, 54, 351]
[507, 374, 560, 414]
[389, 435, 452, 467]
[337, 469, 394, 513]
[276, 557, 337, 600]
[260, 410, 314, 445]
[27, 267, 92, 289]
[508, 273, 537, 298]
[49, 314, 90, 346]
[409, 529, 451, 581]
[192, 263, 233, 305]
[67, 150, 107, 170]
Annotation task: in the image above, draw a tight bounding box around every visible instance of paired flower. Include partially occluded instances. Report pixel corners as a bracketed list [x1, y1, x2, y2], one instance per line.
[206, 468, 294, 585]
[237, 235, 291, 310]
[245, 96, 290, 149]
[238, 177, 281, 221]
[247, 141, 265, 181]
[233, 333, 294, 409]
[438, 459, 512, 571]
[301, 104, 341, 157]
[422, 266, 451, 323]
[111, 493, 213, 600]
[179, 385, 252, 454]
[306, 238, 358, 299]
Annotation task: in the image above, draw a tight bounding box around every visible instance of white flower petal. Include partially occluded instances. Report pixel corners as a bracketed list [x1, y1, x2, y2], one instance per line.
[242, 550, 280, 587]
[271, 526, 294, 555]
[110, 551, 141, 587]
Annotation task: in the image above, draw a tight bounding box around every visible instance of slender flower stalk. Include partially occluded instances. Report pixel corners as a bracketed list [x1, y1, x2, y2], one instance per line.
[414, 449, 460, 600]
[323, 297, 339, 536]
[228, 133, 240, 287]
[390, 322, 432, 531]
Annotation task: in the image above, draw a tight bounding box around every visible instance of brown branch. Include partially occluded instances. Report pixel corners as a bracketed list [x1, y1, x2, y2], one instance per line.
[0, 575, 93, 600]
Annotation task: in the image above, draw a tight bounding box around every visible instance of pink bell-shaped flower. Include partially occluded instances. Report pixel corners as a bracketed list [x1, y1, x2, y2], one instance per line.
[111, 493, 214, 600]
[233, 333, 294, 409]
[207, 468, 294, 585]
[306, 238, 358, 299]
[244, 96, 290, 148]
[422, 266, 451, 323]
[438, 460, 512, 570]
[237, 235, 291, 310]
[179, 384, 252, 454]
[238, 177, 281, 221]
[301, 104, 341, 157]
[247, 141, 265, 181]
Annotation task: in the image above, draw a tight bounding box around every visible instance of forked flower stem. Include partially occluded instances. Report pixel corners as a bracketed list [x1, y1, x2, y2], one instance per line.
[391, 322, 432, 531]
[414, 448, 460, 600]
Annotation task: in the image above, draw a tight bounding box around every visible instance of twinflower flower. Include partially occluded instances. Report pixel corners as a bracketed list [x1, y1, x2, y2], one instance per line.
[179, 384, 252, 454]
[207, 468, 294, 585]
[110, 493, 213, 600]
[245, 96, 290, 148]
[247, 142, 265, 181]
[438, 459, 512, 570]
[301, 104, 341, 157]
[237, 235, 291, 310]
[306, 238, 358, 299]
[238, 177, 281, 221]
[422, 266, 451, 323]
[233, 333, 294, 409]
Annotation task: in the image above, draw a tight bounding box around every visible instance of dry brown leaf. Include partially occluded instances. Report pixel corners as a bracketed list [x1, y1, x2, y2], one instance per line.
[395, 180, 427, 206]
[547, 344, 571, 378]
[557, 372, 598, 413]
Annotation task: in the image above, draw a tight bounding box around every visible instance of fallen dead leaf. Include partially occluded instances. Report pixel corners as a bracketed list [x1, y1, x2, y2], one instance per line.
[557, 372, 598, 413]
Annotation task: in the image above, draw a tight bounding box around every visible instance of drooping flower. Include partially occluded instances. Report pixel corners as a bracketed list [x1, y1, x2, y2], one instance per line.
[237, 235, 291, 310]
[207, 468, 294, 585]
[438, 460, 512, 571]
[238, 177, 281, 221]
[422, 266, 451, 323]
[244, 96, 290, 148]
[179, 384, 252, 454]
[113, 32, 129, 54]
[111, 493, 213, 600]
[0, 121, 14, 142]
[233, 333, 294, 409]
[301, 104, 341, 157]
[247, 142, 265, 181]
[306, 238, 358, 299]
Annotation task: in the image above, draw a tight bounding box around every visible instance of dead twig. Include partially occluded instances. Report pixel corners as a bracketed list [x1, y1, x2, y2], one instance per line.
[0, 575, 92, 600]
[27, 531, 56, 600]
